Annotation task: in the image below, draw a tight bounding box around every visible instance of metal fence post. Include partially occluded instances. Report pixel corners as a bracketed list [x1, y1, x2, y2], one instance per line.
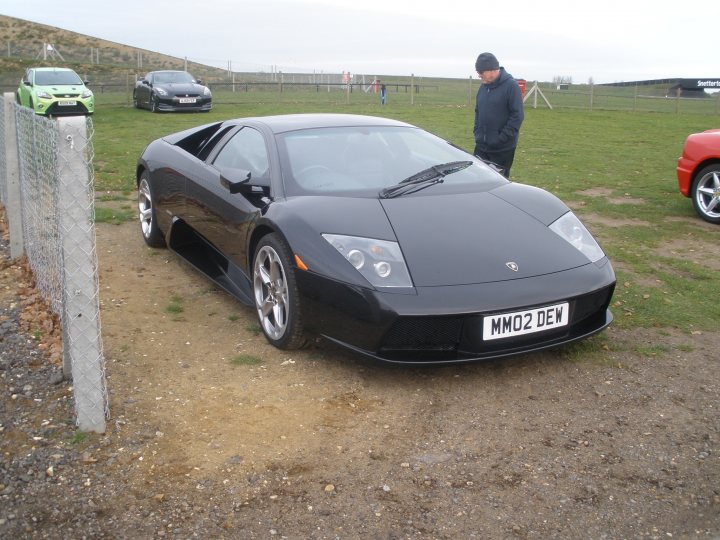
[2, 93, 24, 259]
[56, 116, 107, 433]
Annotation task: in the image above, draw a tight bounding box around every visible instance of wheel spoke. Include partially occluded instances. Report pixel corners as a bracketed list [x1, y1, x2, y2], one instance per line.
[699, 186, 716, 197]
[261, 295, 274, 317]
[269, 253, 282, 283]
[258, 263, 272, 286]
[705, 196, 720, 213]
[273, 303, 286, 328]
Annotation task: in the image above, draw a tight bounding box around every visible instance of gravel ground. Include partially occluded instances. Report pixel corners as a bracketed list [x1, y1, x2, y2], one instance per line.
[1, 214, 719, 540]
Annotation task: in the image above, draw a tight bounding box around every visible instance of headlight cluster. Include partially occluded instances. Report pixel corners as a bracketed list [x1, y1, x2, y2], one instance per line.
[549, 212, 605, 263]
[36, 90, 52, 99]
[322, 234, 413, 288]
[203, 87, 212, 96]
[81, 89, 93, 99]
[155, 87, 168, 96]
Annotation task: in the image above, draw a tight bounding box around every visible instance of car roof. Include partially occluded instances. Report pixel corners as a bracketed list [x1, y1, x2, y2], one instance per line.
[226, 113, 414, 134]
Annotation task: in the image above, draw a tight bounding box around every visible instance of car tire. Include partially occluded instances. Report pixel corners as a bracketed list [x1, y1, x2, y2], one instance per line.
[252, 234, 306, 350]
[132, 91, 139, 109]
[138, 172, 166, 247]
[691, 164, 720, 224]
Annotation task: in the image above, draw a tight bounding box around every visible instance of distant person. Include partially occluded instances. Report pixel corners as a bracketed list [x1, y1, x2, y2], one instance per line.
[473, 52, 524, 178]
[380, 84, 387, 105]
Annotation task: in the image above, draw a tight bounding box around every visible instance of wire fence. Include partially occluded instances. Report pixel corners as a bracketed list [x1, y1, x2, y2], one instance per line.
[1, 63, 719, 115]
[0, 94, 107, 432]
[0, 93, 5, 205]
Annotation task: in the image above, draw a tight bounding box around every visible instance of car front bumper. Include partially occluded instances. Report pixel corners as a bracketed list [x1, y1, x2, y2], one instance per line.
[35, 97, 94, 116]
[297, 260, 616, 365]
[156, 96, 212, 112]
[676, 156, 696, 197]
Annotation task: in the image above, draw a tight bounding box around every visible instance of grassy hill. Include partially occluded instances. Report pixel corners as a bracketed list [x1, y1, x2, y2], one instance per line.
[0, 14, 231, 91]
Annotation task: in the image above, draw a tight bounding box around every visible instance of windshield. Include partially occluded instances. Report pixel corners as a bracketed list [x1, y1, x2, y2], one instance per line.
[278, 126, 506, 197]
[34, 70, 83, 86]
[152, 71, 195, 84]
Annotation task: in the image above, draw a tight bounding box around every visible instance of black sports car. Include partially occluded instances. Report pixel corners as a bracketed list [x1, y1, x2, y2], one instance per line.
[133, 70, 212, 112]
[136, 114, 615, 364]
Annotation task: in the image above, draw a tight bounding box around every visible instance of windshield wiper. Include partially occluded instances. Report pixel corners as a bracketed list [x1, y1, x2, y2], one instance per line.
[379, 160, 473, 199]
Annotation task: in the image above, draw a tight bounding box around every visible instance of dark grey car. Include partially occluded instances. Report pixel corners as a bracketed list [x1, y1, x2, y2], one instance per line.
[136, 114, 615, 364]
[133, 70, 212, 112]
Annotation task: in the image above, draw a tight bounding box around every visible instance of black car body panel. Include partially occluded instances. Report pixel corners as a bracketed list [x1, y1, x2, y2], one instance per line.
[137, 114, 615, 364]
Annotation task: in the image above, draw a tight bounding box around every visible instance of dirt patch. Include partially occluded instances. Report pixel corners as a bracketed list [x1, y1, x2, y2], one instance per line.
[655, 236, 720, 272]
[575, 188, 645, 206]
[1, 210, 719, 539]
[577, 188, 614, 198]
[577, 212, 651, 229]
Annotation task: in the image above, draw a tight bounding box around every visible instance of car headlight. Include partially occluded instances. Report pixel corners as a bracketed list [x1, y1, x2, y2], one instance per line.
[154, 87, 168, 96]
[81, 89, 93, 99]
[322, 234, 413, 288]
[36, 90, 52, 99]
[549, 212, 605, 263]
[203, 87, 211, 96]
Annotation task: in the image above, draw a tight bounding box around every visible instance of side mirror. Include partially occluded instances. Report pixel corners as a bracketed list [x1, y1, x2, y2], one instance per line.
[219, 167, 252, 194]
[23, 80, 32, 87]
[195, 78, 203, 85]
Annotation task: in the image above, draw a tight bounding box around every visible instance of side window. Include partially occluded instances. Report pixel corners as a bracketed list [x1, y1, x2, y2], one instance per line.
[213, 127, 270, 182]
[26, 70, 33, 84]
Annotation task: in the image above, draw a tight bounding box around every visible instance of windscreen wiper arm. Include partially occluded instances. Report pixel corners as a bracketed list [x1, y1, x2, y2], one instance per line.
[379, 160, 473, 199]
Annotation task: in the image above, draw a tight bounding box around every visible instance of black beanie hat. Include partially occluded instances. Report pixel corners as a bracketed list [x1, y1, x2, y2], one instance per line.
[475, 52, 500, 72]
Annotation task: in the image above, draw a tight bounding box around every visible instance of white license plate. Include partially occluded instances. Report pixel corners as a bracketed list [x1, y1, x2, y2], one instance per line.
[483, 302, 569, 341]
[179, 97, 197, 104]
[58, 100, 77, 106]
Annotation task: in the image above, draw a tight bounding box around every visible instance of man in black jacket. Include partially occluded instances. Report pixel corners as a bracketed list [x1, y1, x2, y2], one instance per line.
[473, 52, 525, 178]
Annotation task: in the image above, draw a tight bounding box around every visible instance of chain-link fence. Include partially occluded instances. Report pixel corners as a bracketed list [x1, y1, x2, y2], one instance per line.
[1, 94, 107, 432]
[0, 95, 5, 205]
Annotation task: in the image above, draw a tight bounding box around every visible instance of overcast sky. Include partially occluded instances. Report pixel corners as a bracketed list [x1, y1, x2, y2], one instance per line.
[2, 1, 717, 83]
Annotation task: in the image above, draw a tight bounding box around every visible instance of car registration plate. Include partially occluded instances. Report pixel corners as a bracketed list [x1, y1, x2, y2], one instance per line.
[179, 97, 197, 104]
[58, 100, 77, 106]
[483, 302, 569, 341]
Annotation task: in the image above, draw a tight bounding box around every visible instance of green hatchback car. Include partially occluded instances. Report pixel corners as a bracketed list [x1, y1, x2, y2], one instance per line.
[16, 67, 94, 116]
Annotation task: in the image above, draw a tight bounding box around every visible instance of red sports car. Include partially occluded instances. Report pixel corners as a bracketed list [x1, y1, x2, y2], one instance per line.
[677, 129, 720, 223]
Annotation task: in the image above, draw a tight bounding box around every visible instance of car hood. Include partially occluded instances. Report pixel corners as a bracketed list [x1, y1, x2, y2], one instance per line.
[37, 84, 86, 92]
[156, 83, 206, 94]
[279, 183, 596, 288]
[379, 185, 592, 287]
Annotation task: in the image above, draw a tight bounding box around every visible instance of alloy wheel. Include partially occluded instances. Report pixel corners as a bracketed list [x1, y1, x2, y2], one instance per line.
[253, 245, 289, 341]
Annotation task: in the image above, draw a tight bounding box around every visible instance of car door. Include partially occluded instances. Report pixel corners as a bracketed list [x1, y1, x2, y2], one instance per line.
[136, 73, 152, 108]
[184, 125, 272, 271]
[18, 69, 33, 107]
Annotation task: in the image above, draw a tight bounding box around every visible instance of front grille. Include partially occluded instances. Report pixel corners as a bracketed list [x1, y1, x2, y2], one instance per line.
[52, 93, 80, 98]
[45, 102, 90, 115]
[381, 316, 464, 351]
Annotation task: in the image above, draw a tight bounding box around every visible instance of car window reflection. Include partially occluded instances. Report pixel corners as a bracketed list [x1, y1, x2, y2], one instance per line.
[279, 126, 503, 195]
[213, 127, 270, 181]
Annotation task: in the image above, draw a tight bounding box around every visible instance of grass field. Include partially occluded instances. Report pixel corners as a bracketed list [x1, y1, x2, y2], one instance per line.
[91, 94, 720, 341]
